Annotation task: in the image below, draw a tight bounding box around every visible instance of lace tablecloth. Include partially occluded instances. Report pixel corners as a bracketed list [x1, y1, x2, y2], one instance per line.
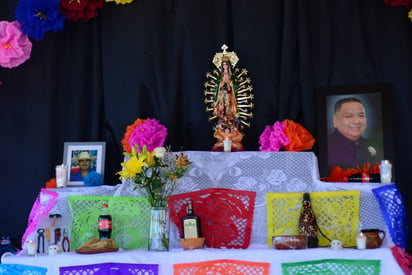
[8, 151, 405, 275]
[22, 151, 392, 249]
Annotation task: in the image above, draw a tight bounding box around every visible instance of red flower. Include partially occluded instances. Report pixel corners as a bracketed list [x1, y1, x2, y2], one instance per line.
[45, 178, 57, 188]
[59, 0, 104, 22]
[327, 163, 380, 182]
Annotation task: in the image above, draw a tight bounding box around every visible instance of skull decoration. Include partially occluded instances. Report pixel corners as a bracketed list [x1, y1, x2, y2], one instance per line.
[330, 239, 343, 249]
[48, 244, 62, 255]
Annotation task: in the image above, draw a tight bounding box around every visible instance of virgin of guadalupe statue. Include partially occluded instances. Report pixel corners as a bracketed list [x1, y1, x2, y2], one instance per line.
[203, 45, 254, 151]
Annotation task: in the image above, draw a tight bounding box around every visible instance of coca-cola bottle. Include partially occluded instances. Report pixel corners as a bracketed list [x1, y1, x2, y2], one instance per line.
[98, 203, 112, 241]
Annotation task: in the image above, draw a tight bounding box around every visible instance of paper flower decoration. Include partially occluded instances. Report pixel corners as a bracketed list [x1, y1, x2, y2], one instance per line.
[258, 121, 290, 151]
[118, 118, 190, 207]
[283, 119, 315, 151]
[327, 163, 380, 182]
[45, 178, 57, 188]
[59, 0, 104, 22]
[384, 0, 412, 7]
[121, 118, 168, 154]
[15, 0, 65, 41]
[259, 119, 315, 152]
[105, 0, 134, 4]
[0, 21, 32, 69]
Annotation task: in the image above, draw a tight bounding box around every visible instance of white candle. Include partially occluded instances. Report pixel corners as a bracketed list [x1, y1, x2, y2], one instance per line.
[223, 139, 232, 152]
[56, 164, 68, 188]
[356, 233, 367, 249]
[27, 240, 37, 256]
[379, 160, 392, 184]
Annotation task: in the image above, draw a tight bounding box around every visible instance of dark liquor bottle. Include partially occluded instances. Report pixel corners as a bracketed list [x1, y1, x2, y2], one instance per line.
[98, 203, 112, 241]
[344, 173, 381, 182]
[182, 200, 201, 239]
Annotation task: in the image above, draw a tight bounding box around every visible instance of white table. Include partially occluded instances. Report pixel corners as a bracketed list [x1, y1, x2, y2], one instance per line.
[3, 245, 403, 274]
[3, 151, 406, 274]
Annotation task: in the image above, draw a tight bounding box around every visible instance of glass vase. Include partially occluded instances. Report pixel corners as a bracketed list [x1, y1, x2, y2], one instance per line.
[148, 206, 170, 251]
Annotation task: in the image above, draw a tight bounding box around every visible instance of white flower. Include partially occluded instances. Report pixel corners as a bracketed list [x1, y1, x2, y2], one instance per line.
[154, 147, 166, 158]
[368, 146, 377, 156]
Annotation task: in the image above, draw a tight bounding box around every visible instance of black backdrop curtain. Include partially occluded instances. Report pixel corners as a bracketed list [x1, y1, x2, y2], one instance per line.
[1, 0, 411, 252]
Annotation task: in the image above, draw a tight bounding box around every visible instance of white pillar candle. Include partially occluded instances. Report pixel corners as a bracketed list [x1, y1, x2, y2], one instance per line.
[379, 160, 392, 184]
[356, 233, 367, 249]
[27, 240, 37, 256]
[56, 164, 68, 188]
[223, 139, 232, 152]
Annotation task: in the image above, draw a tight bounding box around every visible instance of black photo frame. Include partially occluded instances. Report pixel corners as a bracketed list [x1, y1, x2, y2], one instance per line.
[316, 84, 395, 180]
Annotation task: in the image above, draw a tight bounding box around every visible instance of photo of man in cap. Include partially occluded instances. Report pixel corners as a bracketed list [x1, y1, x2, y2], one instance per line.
[70, 150, 97, 181]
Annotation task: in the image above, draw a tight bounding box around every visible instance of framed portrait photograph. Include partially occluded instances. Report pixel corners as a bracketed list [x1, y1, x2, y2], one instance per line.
[63, 142, 106, 186]
[316, 84, 395, 179]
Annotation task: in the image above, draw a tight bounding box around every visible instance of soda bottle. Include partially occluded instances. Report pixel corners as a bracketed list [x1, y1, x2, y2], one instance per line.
[98, 203, 112, 241]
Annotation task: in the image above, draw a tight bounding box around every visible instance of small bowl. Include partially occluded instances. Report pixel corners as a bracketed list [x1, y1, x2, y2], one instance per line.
[179, 237, 205, 250]
[272, 235, 307, 250]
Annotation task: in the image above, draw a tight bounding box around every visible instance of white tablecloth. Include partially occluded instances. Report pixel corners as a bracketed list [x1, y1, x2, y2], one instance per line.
[3, 245, 404, 274]
[3, 151, 403, 274]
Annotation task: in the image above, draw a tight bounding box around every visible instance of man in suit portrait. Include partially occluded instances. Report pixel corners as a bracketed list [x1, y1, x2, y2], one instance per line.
[328, 97, 383, 169]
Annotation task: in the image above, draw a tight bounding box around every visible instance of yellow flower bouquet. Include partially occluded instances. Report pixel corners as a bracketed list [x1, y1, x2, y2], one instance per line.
[117, 118, 191, 207]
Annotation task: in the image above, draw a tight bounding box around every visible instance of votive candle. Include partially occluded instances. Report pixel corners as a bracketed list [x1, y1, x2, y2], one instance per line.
[56, 164, 68, 188]
[356, 232, 366, 249]
[223, 139, 232, 152]
[27, 240, 37, 256]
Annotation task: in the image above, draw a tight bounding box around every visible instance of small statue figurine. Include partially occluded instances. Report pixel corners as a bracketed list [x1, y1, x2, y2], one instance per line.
[204, 44, 254, 151]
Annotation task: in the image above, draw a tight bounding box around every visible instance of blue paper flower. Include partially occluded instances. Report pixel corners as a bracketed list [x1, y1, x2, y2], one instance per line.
[15, 0, 65, 41]
[84, 171, 103, 187]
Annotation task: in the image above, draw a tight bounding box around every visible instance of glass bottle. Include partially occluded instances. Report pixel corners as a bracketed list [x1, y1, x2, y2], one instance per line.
[98, 203, 112, 241]
[182, 200, 201, 239]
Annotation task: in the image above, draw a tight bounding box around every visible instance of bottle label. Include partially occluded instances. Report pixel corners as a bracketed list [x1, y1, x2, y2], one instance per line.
[98, 220, 112, 230]
[183, 219, 199, 238]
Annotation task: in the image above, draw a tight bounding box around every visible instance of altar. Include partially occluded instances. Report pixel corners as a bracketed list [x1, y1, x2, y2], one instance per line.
[2, 151, 408, 274]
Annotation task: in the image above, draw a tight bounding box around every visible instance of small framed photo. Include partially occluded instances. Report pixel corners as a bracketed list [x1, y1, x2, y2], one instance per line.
[63, 142, 106, 186]
[316, 84, 395, 179]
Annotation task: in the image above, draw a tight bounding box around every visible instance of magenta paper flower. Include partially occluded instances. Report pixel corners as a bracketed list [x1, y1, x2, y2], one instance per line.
[259, 121, 290, 151]
[128, 118, 168, 153]
[0, 21, 32, 69]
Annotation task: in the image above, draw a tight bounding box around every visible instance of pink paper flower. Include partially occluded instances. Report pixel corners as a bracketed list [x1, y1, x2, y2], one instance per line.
[128, 118, 168, 153]
[259, 121, 290, 151]
[0, 21, 32, 69]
